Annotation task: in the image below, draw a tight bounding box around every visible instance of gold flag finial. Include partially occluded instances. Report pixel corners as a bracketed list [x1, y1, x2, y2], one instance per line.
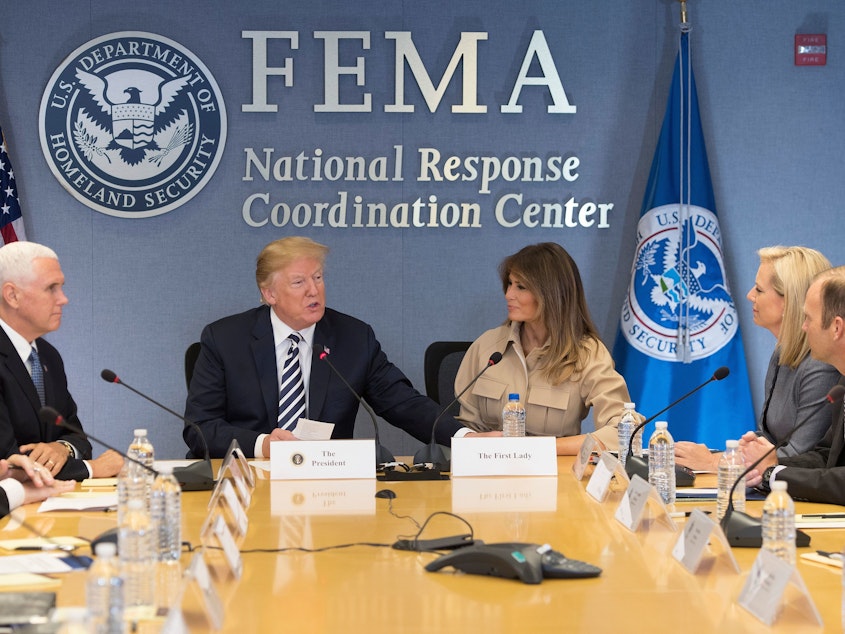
[678, 0, 688, 25]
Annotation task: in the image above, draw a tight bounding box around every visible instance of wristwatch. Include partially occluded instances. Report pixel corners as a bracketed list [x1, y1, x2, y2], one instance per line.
[57, 440, 75, 457]
[761, 466, 776, 492]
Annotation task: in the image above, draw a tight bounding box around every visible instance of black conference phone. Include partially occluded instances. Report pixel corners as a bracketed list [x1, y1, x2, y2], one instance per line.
[425, 542, 601, 584]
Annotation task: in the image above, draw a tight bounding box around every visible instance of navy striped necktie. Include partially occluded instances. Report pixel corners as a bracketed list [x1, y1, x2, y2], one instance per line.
[30, 346, 45, 405]
[277, 333, 306, 430]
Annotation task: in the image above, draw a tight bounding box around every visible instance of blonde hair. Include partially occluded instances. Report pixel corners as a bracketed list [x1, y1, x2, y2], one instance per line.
[255, 237, 329, 299]
[758, 246, 831, 368]
[498, 242, 599, 384]
[817, 266, 845, 329]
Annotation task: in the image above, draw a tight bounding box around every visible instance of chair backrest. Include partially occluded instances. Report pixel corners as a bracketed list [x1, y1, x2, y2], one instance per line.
[184, 341, 202, 390]
[424, 341, 472, 415]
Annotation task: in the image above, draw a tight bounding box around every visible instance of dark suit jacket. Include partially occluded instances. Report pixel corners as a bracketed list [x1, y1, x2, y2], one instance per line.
[778, 375, 845, 504]
[184, 306, 462, 458]
[0, 487, 9, 519]
[0, 329, 92, 481]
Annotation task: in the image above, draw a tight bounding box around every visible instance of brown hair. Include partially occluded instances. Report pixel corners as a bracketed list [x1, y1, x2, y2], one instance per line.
[498, 242, 600, 383]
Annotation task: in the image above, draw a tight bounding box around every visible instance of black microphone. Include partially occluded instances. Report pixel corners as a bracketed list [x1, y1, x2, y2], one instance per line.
[413, 351, 503, 472]
[624, 366, 730, 485]
[313, 345, 395, 466]
[38, 406, 158, 477]
[100, 369, 214, 491]
[720, 383, 845, 548]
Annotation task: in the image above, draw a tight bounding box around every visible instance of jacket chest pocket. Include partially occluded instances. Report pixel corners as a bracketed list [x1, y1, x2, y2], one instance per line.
[526, 385, 571, 434]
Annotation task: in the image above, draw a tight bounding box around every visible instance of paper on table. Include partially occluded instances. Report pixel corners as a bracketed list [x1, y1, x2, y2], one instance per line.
[37, 492, 117, 512]
[0, 573, 61, 588]
[0, 553, 80, 575]
[80, 478, 118, 488]
[293, 418, 335, 440]
[0, 536, 88, 551]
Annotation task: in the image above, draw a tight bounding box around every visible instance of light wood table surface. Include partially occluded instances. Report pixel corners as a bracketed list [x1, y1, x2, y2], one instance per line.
[2, 457, 844, 633]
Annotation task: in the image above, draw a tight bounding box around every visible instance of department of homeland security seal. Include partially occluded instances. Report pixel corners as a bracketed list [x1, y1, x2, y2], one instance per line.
[619, 204, 737, 361]
[39, 32, 226, 218]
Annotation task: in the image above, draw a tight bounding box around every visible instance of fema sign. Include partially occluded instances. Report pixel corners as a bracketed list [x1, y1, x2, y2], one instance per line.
[39, 32, 226, 218]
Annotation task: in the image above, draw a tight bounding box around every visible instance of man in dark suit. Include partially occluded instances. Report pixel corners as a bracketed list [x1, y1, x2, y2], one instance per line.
[185, 236, 492, 459]
[0, 453, 74, 518]
[0, 242, 122, 480]
[743, 266, 845, 503]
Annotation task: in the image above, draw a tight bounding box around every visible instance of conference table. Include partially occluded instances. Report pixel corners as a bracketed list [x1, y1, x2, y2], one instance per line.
[2, 456, 844, 633]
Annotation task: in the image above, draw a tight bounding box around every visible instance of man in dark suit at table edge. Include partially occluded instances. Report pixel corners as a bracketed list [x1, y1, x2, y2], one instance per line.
[0, 242, 122, 480]
[184, 236, 498, 459]
[744, 265, 845, 504]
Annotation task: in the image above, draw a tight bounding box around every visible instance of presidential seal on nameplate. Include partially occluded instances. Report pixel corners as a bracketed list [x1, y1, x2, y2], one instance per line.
[270, 440, 376, 480]
[450, 436, 557, 477]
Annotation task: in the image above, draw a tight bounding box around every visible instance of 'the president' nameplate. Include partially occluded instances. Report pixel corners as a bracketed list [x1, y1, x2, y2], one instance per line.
[450, 436, 557, 476]
[270, 440, 375, 480]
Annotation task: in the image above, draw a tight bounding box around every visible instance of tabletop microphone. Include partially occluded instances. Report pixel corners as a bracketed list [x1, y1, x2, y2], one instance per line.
[624, 366, 730, 484]
[313, 345, 396, 467]
[38, 406, 158, 477]
[720, 383, 845, 548]
[100, 369, 214, 491]
[413, 351, 503, 473]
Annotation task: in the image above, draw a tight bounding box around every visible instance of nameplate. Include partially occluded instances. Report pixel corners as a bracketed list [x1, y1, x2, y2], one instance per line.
[572, 433, 597, 480]
[585, 452, 626, 502]
[738, 549, 822, 626]
[671, 508, 739, 574]
[270, 480, 376, 516]
[270, 440, 375, 480]
[450, 436, 557, 477]
[452, 477, 558, 512]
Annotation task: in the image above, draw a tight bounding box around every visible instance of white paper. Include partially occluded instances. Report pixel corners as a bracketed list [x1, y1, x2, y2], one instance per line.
[0, 552, 78, 574]
[292, 418, 335, 440]
[37, 492, 117, 512]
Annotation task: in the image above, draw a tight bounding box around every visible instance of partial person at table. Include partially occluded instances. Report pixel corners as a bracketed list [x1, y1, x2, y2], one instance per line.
[0, 242, 123, 481]
[184, 236, 496, 459]
[0, 453, 75, 518]
[742, 266, 845, 504]
[455, 242, 630, 455]
[675, 246, 838, 471]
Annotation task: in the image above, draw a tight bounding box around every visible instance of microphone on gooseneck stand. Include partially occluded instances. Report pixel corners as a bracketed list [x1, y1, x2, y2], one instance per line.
[413, 351, 503, 473]
[720, 383, 845, 548]
[38, 406, 158, 478]
[100, 369, 214, 491]
[625, 366, 730, 486]
[313, 345, 396, 467]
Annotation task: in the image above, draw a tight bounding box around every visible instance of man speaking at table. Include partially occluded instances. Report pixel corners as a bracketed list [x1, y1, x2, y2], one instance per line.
[743, 266, 845, 503]
[185, 236, 493, 459]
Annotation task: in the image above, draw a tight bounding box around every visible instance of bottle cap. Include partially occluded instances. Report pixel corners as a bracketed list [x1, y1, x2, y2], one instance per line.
[508, 393, 519, 400]
[771, 480, 788, 492]
[94, 541, 117, 558]
[624, 402, 636, 409]
[134, 429, 148, 436]
[725, 440, 739, 449]
[157, 464, 174, 475]
[655, 421, 668, 430]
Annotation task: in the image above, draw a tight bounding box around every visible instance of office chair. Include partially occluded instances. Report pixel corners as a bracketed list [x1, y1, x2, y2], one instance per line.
[424, 341, 472, 415]
[184, 341, 202, 390]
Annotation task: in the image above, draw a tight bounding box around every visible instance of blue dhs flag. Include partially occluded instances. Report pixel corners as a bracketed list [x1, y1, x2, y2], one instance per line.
[612, 30, 753, 448]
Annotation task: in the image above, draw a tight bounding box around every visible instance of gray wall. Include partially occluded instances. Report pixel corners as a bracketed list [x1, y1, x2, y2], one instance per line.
[1, 1, 842, 457]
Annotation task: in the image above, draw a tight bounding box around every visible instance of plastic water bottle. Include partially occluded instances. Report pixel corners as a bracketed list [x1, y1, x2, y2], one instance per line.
[617, 402, 641, 469]
[762, 480, 796, 565]
[86, 542, 124, 634]
[117, 429, 155, 523]
[151, 464, 182, 561]
[648, 421, 675, 505]
[119, 498, 155, 615]
[716, 439, 745, 521]
[502, 393, 525, 437]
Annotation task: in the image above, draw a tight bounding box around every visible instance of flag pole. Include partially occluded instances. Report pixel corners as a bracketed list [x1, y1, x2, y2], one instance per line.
[678, 0, 688, 27]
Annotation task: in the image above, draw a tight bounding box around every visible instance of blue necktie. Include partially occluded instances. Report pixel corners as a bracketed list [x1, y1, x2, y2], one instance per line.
[277, 333, 306, 430]
[30, 346, 45, 405]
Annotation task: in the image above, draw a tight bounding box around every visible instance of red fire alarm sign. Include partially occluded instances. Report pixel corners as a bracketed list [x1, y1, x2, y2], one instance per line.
[795, 34, 827, 66]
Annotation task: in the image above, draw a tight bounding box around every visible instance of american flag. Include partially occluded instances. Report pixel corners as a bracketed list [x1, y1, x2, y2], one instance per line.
[0, 122, 26, 244]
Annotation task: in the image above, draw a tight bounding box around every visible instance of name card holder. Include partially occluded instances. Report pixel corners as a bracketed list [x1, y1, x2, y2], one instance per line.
[671, 509, 739, 574]
[270, 440, 376, 480]
[572, 434, 597, 481]
[450, 436, 557, 477]
[585, 452, 628, 502]
[182, 550, 224, 631]
[614, 474, 677, 533]
[216, 440, 254, 507]
[738, 549, 822, 627]
[199, 511, 243, 580]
